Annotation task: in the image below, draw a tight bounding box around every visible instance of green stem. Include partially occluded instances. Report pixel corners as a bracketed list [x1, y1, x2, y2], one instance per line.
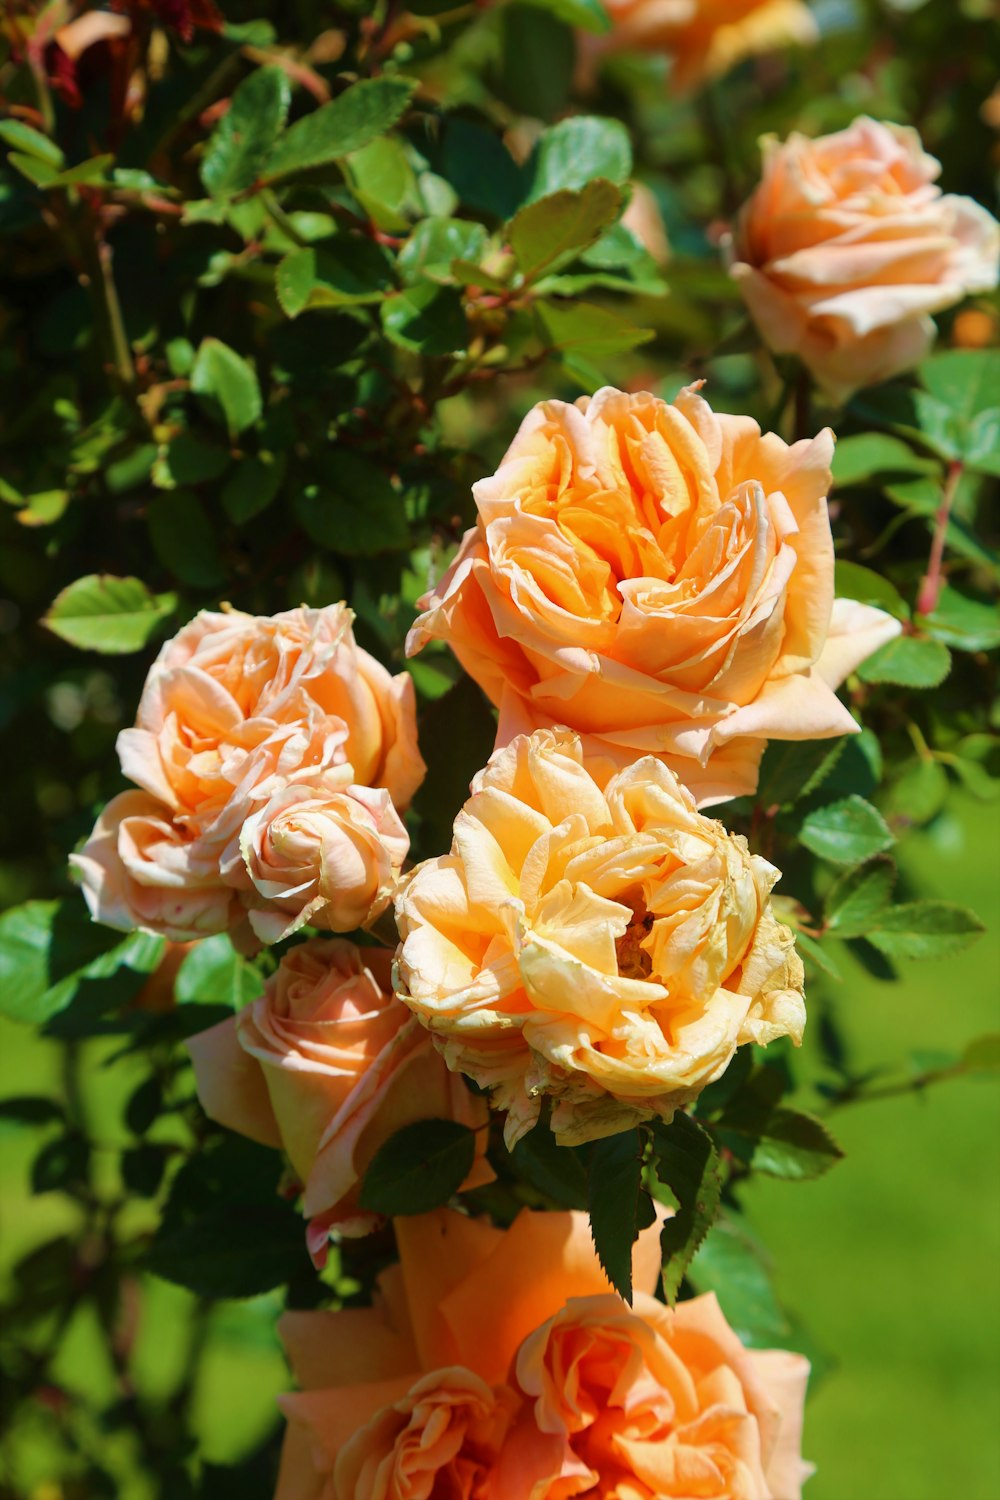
[260, 189, 311, 248]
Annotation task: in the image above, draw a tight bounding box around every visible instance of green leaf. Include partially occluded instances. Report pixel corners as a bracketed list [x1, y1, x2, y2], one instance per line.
[259, 77, 416, 186]
[398, 218, 489, 285]
[588, 1128, 647, 1304]
[867, 901, 985, 962]
[831, 432, 938, 487]
[857, 634, 952, 689]
[964, 407, 1000, 476]
[689, 1215, 791, 1347]
[441, 119, 525, 220]
[885, 757, 949, 827]
[756, 738, 845, 809]
[32, 1134, 90, 1194]
[292, 452, 408, 555]
[175, 936, 261, 1009]
[0, 901, 163, 1026]
[717, 1106, 844, 1182]
[359, 1118, 477, 1215]
[125, 1076, 163, 1135]
[190, 338, 262, 438]
[509, 179, 621, 282]
[148, 491, 225, 589]
[652, 1114, 722, 1305]
[922, 586, 1000, 653]
[276, 240, 394, 315]
[919, 349, 1000, 425]
[526, 116, 631, 200]
[494, 4, 574, 122]
[344, 135, 417, 232]
[517, 0, 611, 33]
[201, 66, 291, 197]
[381, 283, 467, 356]
[850, 385, 963, 463]
[221, 451, 286, 524]
[961, 1034, 1000, 1074]
[536, 298, 652, 359]
[793, 930, 844, 981]
[510, 1121, 588, 1209]
[9, 153, 113, 188]
[0, 1096, 64, 1128]
[149, 1199, 308, 1297]
[799, 795, 894, 866]
[834, 560, 909, 619]
[0, 121, 64, 166]
[824, 856, 896, 937]
[152, 432, 231, 489]
[43, 574, 177, 653]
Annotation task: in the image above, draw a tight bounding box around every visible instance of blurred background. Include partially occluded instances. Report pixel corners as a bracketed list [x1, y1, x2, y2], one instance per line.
[1, 0, 998, 1495]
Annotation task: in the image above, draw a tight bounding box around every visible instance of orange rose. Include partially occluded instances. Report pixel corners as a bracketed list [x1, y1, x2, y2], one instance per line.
[187, 938, 489, 1258]
[275, 1207, 809, 1500]
[591, 0, 817, 93]
[407, 384, 899, 805]
[240, 775, 409, 944]
[72, 604, 424, 943]
[731, 117, 1000, 399]
[395, 728, 805, 1148]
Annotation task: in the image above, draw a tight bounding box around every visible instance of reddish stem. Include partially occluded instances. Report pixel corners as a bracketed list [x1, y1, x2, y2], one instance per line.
[916, 460, 963, 617]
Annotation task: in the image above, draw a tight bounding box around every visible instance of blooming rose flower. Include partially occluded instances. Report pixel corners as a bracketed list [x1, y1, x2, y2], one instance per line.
[187, 939, 490, 1257]
[408, 384, 899, 805]
[590, 0, 817, 93]
[240, 774, 410, 944]
[395, 728, 806, 1148]
[275, 1206, 809, 1500]
[72, 604, 424, 943]
[730, 117, 1000, 399]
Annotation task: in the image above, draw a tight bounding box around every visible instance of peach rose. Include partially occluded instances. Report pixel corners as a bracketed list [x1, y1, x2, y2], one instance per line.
[394, 728, 806, 1148]
[407, 384, 899, 805]
[730, 117, 1000, 400]
[591, 0, 817, 93]
[275, 1207, 808, 1500]
[187, 938, 489, 1256]
[72, 604, 424, 943]
[239, 774, 409, 944]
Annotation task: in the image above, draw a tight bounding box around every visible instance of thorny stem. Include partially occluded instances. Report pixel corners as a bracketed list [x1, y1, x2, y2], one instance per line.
[822, 1059, 970, 1112]
[916, 460, 963, 618]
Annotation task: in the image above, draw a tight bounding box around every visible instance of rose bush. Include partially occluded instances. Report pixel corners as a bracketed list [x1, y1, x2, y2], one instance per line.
[409, 385, 899, 804]
[395, 727, 806, 1146]
[730, 117, 1000, 398]
[276, 1206, 810, 1499]
[188, 938, 490, 1257]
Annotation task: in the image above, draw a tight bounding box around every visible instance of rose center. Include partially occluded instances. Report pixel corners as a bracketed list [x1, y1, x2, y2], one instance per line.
[615, 902, 654, 981]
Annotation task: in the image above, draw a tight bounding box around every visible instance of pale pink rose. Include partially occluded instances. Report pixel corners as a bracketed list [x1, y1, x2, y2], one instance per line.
[187, 939, 490, 1256]
[70, 791, 242, 942]
[72, 604, 424, 944]
[408, 385, 900, 804]
[731, 117, 1000, 399]
[239, 775, 409, 944]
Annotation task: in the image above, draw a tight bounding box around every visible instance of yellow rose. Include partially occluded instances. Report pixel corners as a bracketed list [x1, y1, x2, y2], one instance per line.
[394, 728, 805, 1147]
[408, 384, 899, 805]
[731, 117, 1000, 399]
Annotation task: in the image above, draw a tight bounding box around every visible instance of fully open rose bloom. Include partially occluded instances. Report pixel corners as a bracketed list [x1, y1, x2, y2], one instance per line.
[187, 939, 489, 1257]
[408, 385, 898, 805]
[731, 117, 1000, 399]
[71, 604, 424, 943]
[395, 728, 805, 1147]
[590, 0, 817, 93]
[276, 1206, 810, 1499]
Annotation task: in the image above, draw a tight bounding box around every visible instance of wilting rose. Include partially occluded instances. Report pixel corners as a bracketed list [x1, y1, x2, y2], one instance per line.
[240, 775, 409, 944]
[408, 384, 899, 805]
[589, 0, 817, 93]
[72, 604, 424, 943]
[187, 939, 489, 1257]
[275, 1207, 809, 1500]
[395, 728, 805, 1148]
[731, 117, 1000, 399]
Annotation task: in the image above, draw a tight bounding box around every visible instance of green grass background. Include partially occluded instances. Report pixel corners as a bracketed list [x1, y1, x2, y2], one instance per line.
[1, 791, 998, 1497]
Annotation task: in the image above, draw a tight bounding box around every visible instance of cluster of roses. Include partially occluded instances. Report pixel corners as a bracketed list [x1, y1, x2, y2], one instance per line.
[74, 107, 997, 1500]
